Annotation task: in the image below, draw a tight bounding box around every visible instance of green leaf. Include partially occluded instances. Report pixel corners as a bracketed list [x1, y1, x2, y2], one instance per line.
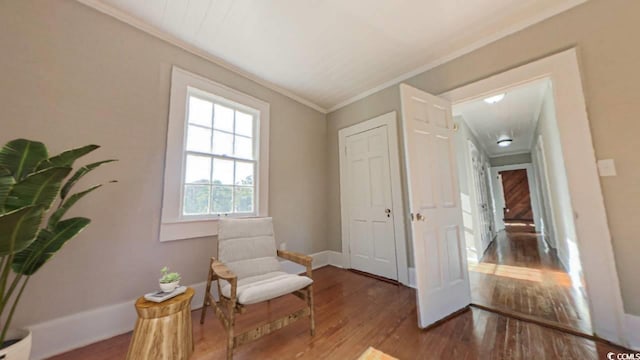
[13, 217, 90, 275]
[61, 160, 116, 199]
[36, 145, 100, 171]
[4, 167, 72, 212]
[48, 184, 102, 228]
[0, 206, 44, 256]
[0, 139, 48, 181]
[0, 168, 15, 212]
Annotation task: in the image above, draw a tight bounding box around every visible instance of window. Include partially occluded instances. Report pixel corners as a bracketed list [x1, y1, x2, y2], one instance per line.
[161, 67, 269, 241]
[183, 94, 256, 216]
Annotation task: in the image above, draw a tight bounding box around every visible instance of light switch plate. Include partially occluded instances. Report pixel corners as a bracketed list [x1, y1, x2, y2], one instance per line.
[597, 159, 617, 177]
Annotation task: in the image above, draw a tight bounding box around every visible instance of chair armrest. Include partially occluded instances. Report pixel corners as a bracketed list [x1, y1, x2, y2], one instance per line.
[277, 250, 312, 266]
[211, 258, 237, 281]
[210, 258, 238, 300]
[277, 250, 313, 278]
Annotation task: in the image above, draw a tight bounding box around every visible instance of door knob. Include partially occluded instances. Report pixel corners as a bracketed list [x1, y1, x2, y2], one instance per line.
[385, 208, 391, 214]
[416, 213, 426, 221]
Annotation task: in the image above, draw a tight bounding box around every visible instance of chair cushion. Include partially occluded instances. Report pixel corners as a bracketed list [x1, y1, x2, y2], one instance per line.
[217, 218, 281, 279]
[220, 271, 313, 305]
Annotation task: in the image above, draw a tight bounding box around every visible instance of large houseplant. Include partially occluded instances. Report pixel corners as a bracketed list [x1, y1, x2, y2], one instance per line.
[0, 139, 115, 356]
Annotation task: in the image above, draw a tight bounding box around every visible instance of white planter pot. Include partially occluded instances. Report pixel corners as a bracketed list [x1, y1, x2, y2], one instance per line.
[0, 329, 31, 360]
[159, 281, 179, 293]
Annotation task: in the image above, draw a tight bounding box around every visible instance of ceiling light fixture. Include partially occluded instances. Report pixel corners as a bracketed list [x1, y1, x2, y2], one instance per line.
[484, 93, 505, 104]
[497, 138, 513, 147]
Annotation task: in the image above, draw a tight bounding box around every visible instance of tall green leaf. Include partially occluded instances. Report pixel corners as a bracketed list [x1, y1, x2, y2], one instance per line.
[0, 206, 44, 256]
[0, 139, 48, 181]
[48, 184, 102, 228]
[36, 145, 99, 171]
[13, 217, 91, 275]
[61, 160, 116, 199]
[4, 167, 72, 212]
[0, 168, 14, 212]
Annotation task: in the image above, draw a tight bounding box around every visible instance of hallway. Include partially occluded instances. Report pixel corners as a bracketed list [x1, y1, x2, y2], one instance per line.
[469, 231, 592, 334]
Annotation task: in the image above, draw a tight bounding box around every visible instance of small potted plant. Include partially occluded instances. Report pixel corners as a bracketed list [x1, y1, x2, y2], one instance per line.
[159, 266, 181, 293]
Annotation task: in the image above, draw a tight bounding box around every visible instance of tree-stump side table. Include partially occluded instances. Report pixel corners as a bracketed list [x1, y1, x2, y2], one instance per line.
[126, 287, 195, 360]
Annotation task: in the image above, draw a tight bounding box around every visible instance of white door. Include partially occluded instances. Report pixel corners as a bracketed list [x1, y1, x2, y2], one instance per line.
[400, 84, 471, 328]
[345, 126, 398, 280]
[469, 143, 492, 251]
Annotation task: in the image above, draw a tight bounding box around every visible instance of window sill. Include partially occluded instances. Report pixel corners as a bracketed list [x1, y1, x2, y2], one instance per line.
[160, 219, 220, 242]
[159, 214, 263, 242]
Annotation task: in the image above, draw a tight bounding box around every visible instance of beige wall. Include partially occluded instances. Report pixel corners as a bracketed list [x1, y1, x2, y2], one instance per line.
[0, 0, 327, 327]
[327, 0, 640, 315]
[533, 87, 580, 275]
[490, 153, 532, 167]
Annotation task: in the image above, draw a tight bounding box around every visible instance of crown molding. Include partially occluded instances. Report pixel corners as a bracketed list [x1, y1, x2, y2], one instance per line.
[75, 0, 328, 114]
[326, 0, 587, 113]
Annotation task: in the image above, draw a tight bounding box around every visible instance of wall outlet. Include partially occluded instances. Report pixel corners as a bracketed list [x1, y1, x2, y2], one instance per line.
[597, 159, 617, 177]
[279, 242, 286, 250]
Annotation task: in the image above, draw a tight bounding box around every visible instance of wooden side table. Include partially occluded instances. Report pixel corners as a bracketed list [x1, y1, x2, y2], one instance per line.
[126, 287, 195, 360]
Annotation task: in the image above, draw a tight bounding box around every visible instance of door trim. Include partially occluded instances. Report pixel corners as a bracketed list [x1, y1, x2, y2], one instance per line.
[439, 48, 626, 346]
[338, 111, 409, 285]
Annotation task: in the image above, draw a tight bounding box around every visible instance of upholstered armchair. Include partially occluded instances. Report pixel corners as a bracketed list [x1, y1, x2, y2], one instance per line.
[200, 217, 315, 359]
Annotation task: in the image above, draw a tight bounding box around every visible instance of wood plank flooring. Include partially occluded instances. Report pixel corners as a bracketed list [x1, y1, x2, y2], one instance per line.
[50, 266, 632, 359]
[469, 230, 592, 334]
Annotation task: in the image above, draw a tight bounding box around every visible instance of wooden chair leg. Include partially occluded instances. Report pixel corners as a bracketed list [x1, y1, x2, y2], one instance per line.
[200, 260, 214, 325]
[227, 301, 236, 359]
[308, 285, 315, 336]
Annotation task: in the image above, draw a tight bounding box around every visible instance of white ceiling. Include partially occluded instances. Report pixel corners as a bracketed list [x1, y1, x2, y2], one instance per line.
[453, 79, 550, 157]
[86, 0, 584, 112]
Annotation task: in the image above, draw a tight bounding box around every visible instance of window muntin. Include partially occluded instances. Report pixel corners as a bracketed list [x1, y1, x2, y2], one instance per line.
[182, 92, 257, 217]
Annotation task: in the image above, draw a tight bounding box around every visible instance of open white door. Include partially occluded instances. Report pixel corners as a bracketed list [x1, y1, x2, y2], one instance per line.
[399, 84, 471, 328]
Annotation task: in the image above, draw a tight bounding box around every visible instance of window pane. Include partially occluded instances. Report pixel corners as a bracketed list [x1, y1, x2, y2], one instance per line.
[185, 155, 211, 184]
[234, 135, 253, 159]
[186, 125, 211, 153]
[214, 104, 234, 132]
[183, 185, 210, 215]
[235, 111, 253, 137]
[235, 161, 254, 186]
[234, 187, 254, 213]
[212, 158, 234, 185]
[211, 186, 233, 213]
[188, 96, 213, 127]
[212, 130, 233, 156]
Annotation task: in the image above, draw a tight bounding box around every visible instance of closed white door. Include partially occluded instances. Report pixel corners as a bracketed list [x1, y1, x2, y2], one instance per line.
[345, 126, 398, 280]
[469, 143, 492, 250]
[400, 84, 471, 328]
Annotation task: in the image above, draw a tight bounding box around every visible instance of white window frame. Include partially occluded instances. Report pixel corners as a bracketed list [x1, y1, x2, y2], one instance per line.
[160, 67, 269, 242]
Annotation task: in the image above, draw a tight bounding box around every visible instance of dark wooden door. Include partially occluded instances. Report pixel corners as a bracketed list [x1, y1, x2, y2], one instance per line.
[500, 169, 533, 222]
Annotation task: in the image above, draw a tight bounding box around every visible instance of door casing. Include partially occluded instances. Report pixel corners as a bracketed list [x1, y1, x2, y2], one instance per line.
[439, 48, 626, 346]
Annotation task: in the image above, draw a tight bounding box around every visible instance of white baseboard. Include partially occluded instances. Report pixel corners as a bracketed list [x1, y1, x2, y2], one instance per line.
[626, 313, 640, 351]
[29, 281, 212, 360]
[27, 250, 344, 359]
[327, 250, 344, 268]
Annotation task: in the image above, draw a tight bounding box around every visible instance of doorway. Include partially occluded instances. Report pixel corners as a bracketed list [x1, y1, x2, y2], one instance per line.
[499, 169, 534, 231]
[452, 78, 592, 334]
[338, 112, 409, 285]
[399, 49, 625, 346]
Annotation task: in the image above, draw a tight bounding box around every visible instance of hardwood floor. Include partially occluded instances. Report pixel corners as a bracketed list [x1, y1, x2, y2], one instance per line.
[50, 266, 632, 359]
[469, 230, 592, 334]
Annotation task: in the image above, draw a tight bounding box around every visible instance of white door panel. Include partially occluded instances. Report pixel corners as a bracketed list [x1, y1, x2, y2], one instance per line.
[400, 84, 471, 328]
[345, 126, 398, 280]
